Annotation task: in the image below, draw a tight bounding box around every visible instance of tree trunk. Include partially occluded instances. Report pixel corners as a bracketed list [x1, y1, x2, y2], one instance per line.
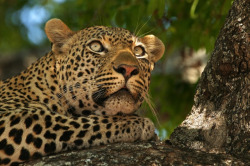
[21, 0, 250, 165]
[170, 0, 249, 158]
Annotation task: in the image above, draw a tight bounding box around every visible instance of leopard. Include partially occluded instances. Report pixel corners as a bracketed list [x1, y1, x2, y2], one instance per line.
[0, 18, 165, 165]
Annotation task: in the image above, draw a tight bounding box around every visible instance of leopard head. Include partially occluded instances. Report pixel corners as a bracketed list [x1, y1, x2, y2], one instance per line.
[45, 19, 165, 116]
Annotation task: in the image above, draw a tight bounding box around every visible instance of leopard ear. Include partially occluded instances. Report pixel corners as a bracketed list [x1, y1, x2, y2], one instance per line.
[45, 18, 74, 53]
[45, 18, 73, 43]
[140, 35, 165, 63]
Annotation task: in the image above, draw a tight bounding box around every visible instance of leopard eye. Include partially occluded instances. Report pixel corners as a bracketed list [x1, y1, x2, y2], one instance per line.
[134, 46, 145, 56]
[89, 41, 104, 52]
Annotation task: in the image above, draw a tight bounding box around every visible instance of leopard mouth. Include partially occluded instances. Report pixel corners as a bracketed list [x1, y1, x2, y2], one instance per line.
[92, 88, 136, 106]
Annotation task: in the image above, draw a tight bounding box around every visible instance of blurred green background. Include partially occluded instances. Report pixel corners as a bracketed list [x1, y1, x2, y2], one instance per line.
[0, 0, 232, 139]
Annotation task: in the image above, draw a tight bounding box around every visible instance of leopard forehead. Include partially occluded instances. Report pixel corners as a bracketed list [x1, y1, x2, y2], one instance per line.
[78, 26, 136, 45]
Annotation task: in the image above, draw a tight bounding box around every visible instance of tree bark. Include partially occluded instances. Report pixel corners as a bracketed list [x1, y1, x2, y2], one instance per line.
[170, 0, 249, 158]
[20, 0, 250, 165]
[22, 141, 248, 166]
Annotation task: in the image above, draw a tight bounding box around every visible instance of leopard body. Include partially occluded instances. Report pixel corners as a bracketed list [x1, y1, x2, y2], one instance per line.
[0, 19, 165, 165]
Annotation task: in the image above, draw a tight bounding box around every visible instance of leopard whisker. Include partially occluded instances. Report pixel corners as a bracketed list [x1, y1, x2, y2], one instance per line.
[144, 92, 161, 128]
[138, 28, 155, 38]
[133, 16, 141, 36]
[136, 16, 152, 37]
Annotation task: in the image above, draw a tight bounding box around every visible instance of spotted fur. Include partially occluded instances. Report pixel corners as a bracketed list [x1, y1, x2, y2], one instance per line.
[0, 18, 165, 165]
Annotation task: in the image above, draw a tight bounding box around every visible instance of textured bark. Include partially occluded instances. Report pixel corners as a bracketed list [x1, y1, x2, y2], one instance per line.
[170, 0, 249, 158]
[22, 141, 248, 166]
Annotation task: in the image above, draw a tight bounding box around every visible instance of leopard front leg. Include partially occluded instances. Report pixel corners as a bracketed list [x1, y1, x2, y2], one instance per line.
[94, 115, 155, 143]
[0, 108, 155, 165]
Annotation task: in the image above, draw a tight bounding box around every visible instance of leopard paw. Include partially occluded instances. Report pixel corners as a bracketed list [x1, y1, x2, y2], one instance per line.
[140, 118, 155, 141]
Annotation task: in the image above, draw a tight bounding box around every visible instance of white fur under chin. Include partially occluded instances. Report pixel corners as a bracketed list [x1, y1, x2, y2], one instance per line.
[103, 90, 139, 115]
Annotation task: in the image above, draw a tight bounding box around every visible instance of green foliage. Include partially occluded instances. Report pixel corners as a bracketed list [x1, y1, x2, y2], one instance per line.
[0, 0, 232, 139]
[141, 75, 197, 138]
[0, 0, 232, 53]
[0, 1, 31, 52]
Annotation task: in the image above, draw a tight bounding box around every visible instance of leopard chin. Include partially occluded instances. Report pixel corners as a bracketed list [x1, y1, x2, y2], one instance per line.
[103, 89, 139, 115]
[93, 89, 141, 115]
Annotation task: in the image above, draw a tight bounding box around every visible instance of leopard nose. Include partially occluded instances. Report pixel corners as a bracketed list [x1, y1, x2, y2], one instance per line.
[114, 64, 139, 80]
